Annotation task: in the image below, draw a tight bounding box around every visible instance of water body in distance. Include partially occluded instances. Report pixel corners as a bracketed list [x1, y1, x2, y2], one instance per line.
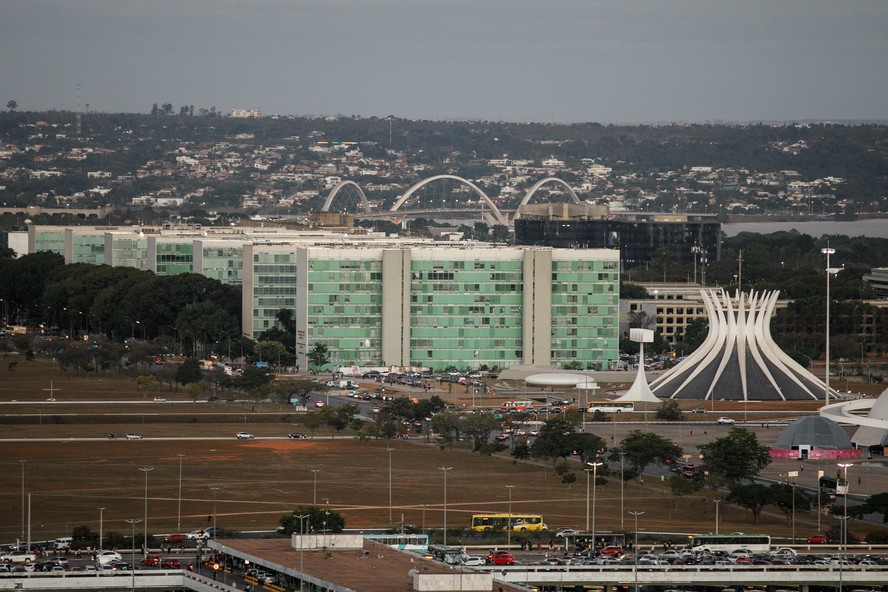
[723, 218, 888, 239]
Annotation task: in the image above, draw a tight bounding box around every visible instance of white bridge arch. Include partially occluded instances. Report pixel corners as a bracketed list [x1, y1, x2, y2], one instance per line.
[513, 177, 581, 220]
[322, 180, 371, 213]
[389, 174, 508, 226]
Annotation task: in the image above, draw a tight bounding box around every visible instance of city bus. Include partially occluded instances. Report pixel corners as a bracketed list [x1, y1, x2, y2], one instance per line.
[819, 475, 849, 497]
[470, 514, 546, 533]
[586, 401, 635, 413]
[688, 533, 771, 554]
[363, 533, 429, 554]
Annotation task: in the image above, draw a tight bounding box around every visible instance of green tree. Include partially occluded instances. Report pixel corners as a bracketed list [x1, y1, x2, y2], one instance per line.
[175, 358, 203, 384]
[726, 483, 772, 525]
[460, 412, 500, 452]
[850, 492, 888, 523]
[279, 505, 345, 534]
[611, 431, 682, 480]
[7, 100, 17, 110]
[655, 399, 683, 421]
[769, 482, 812, 525]
[699, 428, 771, 484]
[430, 410, 461, 447]
[620, 283, 649, 299]
[308, 342, 330, 371]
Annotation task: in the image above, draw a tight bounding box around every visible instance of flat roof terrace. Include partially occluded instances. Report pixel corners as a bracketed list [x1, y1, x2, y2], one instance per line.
[209, 537, 527, 592]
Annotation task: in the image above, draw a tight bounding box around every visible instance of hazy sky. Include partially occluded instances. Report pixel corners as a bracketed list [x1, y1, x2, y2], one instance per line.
[3, 0, 887, 123]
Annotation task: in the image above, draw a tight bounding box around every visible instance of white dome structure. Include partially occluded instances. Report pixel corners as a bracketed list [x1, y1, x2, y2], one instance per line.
[651, 290, 829, 401]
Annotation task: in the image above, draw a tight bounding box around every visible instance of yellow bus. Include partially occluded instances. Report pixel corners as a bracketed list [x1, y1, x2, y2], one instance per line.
[470, 514, 547, 532]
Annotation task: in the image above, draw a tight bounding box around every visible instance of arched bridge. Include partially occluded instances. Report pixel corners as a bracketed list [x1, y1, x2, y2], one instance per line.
[321, 175, 582, 226]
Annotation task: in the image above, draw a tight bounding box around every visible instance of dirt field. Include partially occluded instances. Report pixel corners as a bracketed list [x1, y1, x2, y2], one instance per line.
[0, 356, 884, 545]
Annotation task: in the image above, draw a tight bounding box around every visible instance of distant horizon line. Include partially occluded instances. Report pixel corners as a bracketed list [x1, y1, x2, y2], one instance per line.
[5, 108, 888, 127]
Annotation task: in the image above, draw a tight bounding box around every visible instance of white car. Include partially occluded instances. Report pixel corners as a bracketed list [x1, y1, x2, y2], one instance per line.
[153, 397, 167, 402]
[125, 433, 143, 439]
[236, 432, 254, 439]
[717, 417, 735, 425]
[1, 550, 36, 563]
[461, 555, 485, 567]
[186, 529, 207, 540]
[96, 550, 123, 566]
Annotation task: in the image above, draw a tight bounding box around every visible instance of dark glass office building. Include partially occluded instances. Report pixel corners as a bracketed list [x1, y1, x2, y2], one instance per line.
[514, 209, 721, 269]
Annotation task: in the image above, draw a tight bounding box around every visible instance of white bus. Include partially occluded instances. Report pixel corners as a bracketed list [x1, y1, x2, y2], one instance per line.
[586, 401, 634, 413]
[688, 533, 771, 554]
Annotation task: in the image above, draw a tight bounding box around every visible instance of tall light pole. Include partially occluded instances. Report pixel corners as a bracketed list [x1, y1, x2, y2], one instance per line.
[588, 461, 603, 550]
[839, 463, 853, 552]
[209, 486, 221, 541]
[817, 469, 824, 532]
[619, 451, 626, 530]
[822, 246, 836, 406]
[788, 470, 798, 543]
[505, 485, 515, 548]
[177, 453, 185, 533]
[125, 518, 141, 591]
[19, 460, 25, 545]
[439, 466, 452, 547]
[311, 469, 320, 506]
[629, 511, 644, 592]
[714, 500, 722, 535]
[386, 447, 394, 524]
[98, 507, 105, 551]
[139, 467, 153, 557]
[295, 514, 310, 577]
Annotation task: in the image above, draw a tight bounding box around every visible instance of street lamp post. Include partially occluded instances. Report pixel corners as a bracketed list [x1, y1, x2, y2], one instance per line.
[386, 447, 394, 525]
[19, 460, 25, 545]
[619, 451, 626, 530]
[629, 511, 644, 592]
[139, 467, 153, 557]
[714, 499, 721, 535]
[210, 486, 221, 540]
[839, 463, 853, 552]
[125, 518, 141, 591]
[822, 246, 836, 406]
[505, 485, 515, 548]
[311, 469, 320, 506]
[588, 461, 603, 550]
[177, 453, 185, 533]
[295, 513, 310, 579]
[439, 466, 452, 547]
[98, 507, 105, 551]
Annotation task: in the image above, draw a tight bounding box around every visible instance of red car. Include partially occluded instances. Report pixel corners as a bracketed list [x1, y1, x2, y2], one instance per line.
[140, 555, 162, 567]
[163, 533, 185, 544]
[161, 558, 181, 569]
[601, 546, 624, 556]
[806, 534, 828, 544]
[486, 551, 515, 566]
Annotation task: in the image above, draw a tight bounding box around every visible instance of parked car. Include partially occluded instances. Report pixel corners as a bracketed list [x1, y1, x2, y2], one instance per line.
[486, 551, 516, 566]
[288, 432, 308, 439]
[600, 546, 624, 556]
[125, 433, 143, 439]
[361, 371, 380, 379]
[236, 432, 254, 439]
[717, 417, 735, 425]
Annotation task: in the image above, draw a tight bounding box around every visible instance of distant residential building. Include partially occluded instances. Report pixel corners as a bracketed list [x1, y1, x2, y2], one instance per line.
[229, 109, 261, 118]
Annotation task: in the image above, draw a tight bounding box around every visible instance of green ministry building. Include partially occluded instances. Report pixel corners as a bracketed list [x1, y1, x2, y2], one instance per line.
[243, 244, 620, 372]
